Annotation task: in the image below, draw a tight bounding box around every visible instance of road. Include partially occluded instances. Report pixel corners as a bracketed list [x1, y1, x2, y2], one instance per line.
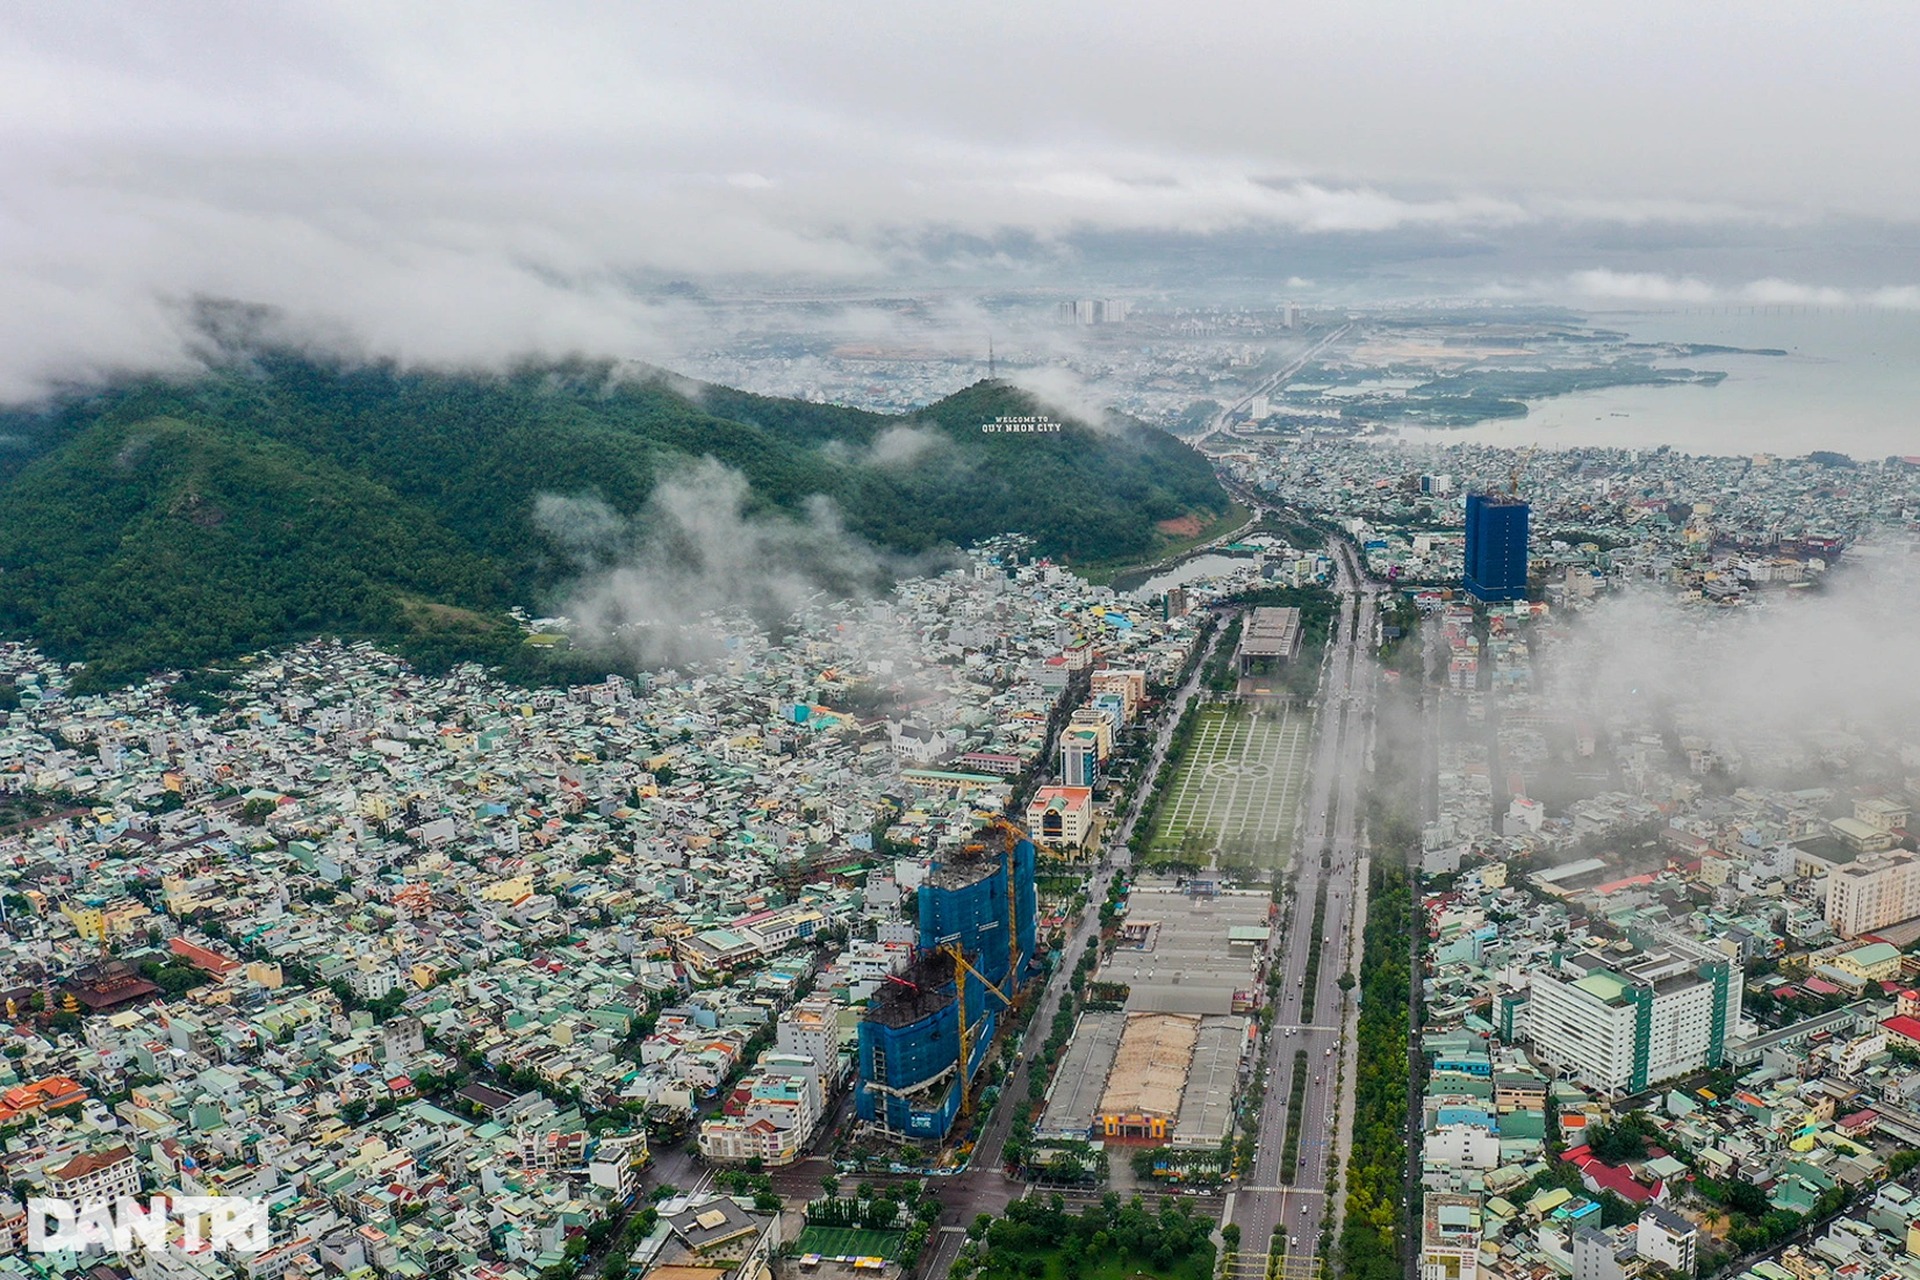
[920, 598, 1238, 1278]
[1230, 536, 1381, 1261]
[1192, 325, 1354, 448]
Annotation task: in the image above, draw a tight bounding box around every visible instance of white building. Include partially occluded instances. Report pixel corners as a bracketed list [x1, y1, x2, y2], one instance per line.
[1425, 1123, 1501, 1171]
[1826, 849, 1920, 939]
[1525, 941, 1739, 1094]
[1572, 1226, 1625, 1280]
[698, 1064, 821, 1166]
[1421, 1193, 1482, 1280]
[1637, 1206, 1698, 1274]
[45, 1145, 141, 1208]
[344, 955, 402, 1001]
[775, 995, 846, 1089]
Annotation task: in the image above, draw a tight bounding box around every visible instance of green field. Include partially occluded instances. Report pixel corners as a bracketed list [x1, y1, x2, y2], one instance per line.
[794, 1227, 908, 1259]
[1148, 701, 1312, 865]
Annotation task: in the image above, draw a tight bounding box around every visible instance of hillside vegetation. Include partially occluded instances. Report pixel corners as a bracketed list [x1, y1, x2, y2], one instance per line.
[0, 358, 1224, 686]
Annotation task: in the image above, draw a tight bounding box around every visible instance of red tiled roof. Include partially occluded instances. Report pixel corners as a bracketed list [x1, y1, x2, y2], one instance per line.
[49, 1145, 134, 1181]
[1563, 1145, 1662, 1203]
[169, 938, 240, 976]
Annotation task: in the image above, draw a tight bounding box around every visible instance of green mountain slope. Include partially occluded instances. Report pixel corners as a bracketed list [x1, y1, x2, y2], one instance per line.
[0, 358, 1226, 686]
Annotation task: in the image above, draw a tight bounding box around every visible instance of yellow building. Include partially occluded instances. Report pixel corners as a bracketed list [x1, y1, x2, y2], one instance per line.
[59, 898, 152, 943]
[480, 874, 534, 904]
[1832, 941, 1903, 983]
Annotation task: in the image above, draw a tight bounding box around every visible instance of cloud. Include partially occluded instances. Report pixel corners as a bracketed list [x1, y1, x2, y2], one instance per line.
[1534, 560, 1920, 778]
[1006, 365, 1120, 432]
[7, 5, 1920, 397]
[1562, 269, 1920, 309]
[865, 424, 945, 469]
[1565, 269, 1719, 303]
[535, 459, 915, 668]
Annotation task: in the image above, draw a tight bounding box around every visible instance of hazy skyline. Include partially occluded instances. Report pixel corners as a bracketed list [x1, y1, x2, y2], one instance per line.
[7, 2, 1920, 395]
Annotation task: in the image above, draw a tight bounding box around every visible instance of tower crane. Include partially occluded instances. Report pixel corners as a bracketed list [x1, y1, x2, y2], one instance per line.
[940, 943, 1012, 1120]
[1509, 443, 1538, 497]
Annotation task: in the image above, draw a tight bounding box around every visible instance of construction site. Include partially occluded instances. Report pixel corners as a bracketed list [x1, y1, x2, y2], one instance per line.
[854, 818, 1038, 1140]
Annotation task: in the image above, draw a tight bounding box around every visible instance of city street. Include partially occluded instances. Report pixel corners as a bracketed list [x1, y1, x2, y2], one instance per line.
[1229, 537, 1381, 1262]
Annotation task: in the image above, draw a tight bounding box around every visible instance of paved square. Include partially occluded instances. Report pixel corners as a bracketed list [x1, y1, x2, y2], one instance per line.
[1148, 701, 1312, 865]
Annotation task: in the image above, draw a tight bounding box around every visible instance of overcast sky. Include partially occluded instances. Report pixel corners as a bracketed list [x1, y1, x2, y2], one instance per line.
[6, 1, 1920, 395]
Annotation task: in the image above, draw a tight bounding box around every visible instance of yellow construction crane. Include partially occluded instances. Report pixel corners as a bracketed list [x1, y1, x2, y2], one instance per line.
[1509, 443, 1538, 497]
[941, 942, 1012, 1120]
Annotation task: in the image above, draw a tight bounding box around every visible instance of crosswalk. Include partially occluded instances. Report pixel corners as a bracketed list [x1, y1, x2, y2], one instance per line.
[1221, 1251, 1324, 1280]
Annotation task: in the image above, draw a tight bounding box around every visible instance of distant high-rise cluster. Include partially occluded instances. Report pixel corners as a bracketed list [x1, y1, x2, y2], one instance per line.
[1464, 492, 1530, 603]
[1058, 298, 1130, 325]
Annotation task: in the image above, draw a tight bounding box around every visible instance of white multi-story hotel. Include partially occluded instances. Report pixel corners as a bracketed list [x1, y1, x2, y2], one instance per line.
[1525, 940, 1739, 1094]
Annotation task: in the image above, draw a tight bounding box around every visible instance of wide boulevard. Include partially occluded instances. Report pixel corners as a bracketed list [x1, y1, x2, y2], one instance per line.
[1229, 536, 1380, 1266]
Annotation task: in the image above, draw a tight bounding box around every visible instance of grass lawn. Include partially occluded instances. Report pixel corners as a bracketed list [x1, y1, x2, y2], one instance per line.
[794, 1227, 908, 1259]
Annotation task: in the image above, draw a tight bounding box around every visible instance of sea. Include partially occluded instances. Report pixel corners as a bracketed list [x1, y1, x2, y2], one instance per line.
[1393, 309, 1920, 459]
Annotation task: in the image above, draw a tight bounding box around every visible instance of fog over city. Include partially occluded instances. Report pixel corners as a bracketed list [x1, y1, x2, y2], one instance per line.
[11, 9, 1920, 1277]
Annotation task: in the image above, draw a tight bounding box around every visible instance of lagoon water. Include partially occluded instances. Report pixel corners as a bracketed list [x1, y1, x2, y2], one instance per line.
[1394, 310, 1920, 458]
[1128, 551, 1258, 598]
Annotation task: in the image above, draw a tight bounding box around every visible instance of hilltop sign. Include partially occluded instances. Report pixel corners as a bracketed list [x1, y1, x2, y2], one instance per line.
[980, 415, 1061, 434]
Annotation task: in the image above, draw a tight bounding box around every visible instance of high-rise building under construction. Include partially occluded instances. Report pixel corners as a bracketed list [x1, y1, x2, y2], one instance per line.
[855, 818, 1038, 1138]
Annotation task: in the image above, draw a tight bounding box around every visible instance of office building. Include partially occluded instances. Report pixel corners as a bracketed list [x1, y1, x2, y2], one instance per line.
[1027, 786, 1094, 848]
[1525, 941, 1739, 1094]
[1421, 1193, 1483, 1280]
[1060, 732, 1099, 788]
[1826, 849, 1920, 939]
[1464, 492, 1530, 602]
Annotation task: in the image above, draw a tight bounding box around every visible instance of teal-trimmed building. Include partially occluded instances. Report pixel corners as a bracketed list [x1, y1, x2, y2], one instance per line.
[1525, 941, 1740, 1095]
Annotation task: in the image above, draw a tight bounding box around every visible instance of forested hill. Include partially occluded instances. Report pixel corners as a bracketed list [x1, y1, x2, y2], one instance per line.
[0, 358, 1226, 687]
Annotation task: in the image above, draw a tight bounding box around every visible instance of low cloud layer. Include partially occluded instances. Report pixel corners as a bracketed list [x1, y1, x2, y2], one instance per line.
[1533, 559, 1920, 778]
[535, 459, 921, 669]
[6, 5, 1920, 398]
[1564, 269, 1920, 309]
